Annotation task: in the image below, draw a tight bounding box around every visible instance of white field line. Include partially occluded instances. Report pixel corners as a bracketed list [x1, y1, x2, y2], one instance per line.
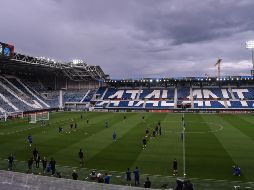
[0, 120, 224, 135]
[0, 126, 39, 135]
[0, 158, 253, 185]
[146, 120, 224, 134]
[0, 118, 76, 136]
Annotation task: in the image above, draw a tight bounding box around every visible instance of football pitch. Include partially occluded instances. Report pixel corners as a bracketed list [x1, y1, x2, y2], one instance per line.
[0, 111, 254, 189]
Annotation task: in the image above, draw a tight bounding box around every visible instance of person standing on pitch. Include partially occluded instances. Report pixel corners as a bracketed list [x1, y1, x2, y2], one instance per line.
[78, 149, 84, 167]
[133, 167, 140, 186]
[152, 129, 156, 137]
[126, 168, 131, 183]
[233, 165, 241, 176]
[42, 157, 47, 174]
[8, 154, 14, 171]
[113, 130, 117, 142]
[142, 137, 147, 149]
[27, 157, 34, 173]
[35, 153, 40, 168]
[155, 125, 159, 135]
[105, 121, 108, 128]
[145, 128, 149, 137]
[27, 134, 32, 147]
[32, 148, 38, 160]
[50, 157, 56, 175]
[173, 159, 178, 176]
[58, 126, 63, 133]
[104, 173, 110, 184]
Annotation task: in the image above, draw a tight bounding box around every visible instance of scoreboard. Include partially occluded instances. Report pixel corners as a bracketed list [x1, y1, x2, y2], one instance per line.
[0, 42, 14, 59]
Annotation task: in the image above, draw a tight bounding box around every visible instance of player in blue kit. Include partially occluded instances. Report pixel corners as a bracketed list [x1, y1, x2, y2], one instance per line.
[27, 134, 32, 147]
[133, 167, 140, 186]
[233, 165, 241, 176]
[126, 168, 131, 182]
[113, 130, 117, 142]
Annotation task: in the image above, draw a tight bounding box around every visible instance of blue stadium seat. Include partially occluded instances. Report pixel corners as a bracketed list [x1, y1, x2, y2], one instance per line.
[177, 87, 190, 99]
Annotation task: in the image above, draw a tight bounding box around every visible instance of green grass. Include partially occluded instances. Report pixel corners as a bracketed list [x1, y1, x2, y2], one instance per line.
[0, 111, 254, 189]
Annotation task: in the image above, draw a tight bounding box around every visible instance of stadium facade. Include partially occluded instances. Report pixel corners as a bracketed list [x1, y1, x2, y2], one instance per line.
[1, 42, 254, 119]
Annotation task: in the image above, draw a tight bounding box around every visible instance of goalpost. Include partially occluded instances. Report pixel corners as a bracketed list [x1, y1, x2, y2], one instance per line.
[29, 112, 49, 124]
[0, 111, 24, 122]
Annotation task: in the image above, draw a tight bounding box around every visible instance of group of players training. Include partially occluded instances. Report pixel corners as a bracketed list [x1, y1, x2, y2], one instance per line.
[6, 114, 179, 179]
[58, 115, 89, 133]
[142, 119, 162, 150]
[19, 113, 241, 181]
[74, 114, 178, 177]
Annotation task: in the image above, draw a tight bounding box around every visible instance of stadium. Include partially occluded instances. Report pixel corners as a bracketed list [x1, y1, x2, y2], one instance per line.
[1, 1, 254, 190]
[0, 40, 254, 190]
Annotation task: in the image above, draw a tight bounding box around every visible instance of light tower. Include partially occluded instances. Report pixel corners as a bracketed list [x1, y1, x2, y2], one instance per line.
[246, 41, 254, 76]
[215, 58, 222, 78]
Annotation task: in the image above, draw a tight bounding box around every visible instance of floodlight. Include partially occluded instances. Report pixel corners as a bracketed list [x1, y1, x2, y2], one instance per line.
[246, 41, 254, 76]
[246, 41, 254, 49]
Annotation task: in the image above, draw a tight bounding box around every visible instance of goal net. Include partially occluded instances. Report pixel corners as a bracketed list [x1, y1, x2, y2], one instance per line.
[29, 112, 49, 124]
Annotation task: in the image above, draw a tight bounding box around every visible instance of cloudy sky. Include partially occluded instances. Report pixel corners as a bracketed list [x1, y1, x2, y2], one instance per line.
[1, 0, 254, 78]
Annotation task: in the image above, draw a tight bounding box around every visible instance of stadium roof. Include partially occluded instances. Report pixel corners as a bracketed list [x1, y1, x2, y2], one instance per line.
[0, 53, 108, 81]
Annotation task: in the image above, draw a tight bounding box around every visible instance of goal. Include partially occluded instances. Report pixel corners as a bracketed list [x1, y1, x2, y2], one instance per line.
[0, 111, 24, 122]
[29, 112, 49, 124]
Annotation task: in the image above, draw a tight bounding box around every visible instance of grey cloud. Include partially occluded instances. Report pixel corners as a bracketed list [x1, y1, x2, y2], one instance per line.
[134, 0, 254, 45]
[0, 0, 254, 78]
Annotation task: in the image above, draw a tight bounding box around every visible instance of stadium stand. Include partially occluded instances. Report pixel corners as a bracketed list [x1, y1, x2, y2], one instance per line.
[1, 77, 254, 114]
[1, 45, 254, 190]
[94, 87, 107, 100]
[0, 76, 51, 114]
[64, 90, 87, 102]
[177, 87, 190, 100]
[93, 85, 254, 110]
[81, 89, 97, 102]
